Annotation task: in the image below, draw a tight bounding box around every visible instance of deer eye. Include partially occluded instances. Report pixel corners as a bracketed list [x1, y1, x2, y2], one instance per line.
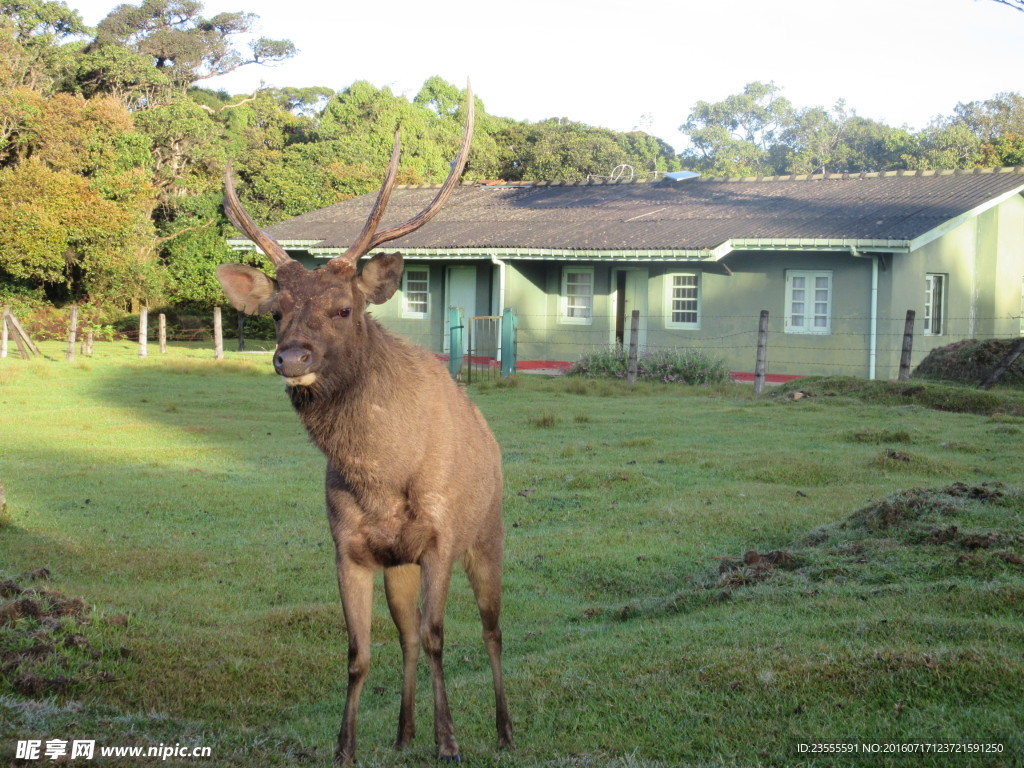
[331, 307, 352, 319]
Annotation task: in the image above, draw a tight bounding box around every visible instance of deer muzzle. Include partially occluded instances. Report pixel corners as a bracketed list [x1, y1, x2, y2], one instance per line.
[274, 346, 318, 386]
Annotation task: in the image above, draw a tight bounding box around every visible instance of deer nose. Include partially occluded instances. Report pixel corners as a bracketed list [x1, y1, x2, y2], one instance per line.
[274, 346, 314, 377]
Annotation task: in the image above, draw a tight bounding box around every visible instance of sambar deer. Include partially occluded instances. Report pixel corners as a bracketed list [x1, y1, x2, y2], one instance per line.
[216, 91, 513, 765]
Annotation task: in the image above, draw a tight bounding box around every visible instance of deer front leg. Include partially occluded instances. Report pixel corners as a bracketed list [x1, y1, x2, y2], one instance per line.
[333, 559, 374, 766]
[384, 564, 421, 750]
[419, 552, 460, 762]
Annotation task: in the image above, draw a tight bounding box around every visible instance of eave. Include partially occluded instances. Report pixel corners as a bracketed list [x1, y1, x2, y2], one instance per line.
[225, 237, 918, 262]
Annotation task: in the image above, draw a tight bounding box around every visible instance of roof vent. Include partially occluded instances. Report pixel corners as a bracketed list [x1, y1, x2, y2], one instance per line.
[665, 171, 701, 182]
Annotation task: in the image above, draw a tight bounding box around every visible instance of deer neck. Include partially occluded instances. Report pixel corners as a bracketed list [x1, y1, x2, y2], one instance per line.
[288, 319, 410, 475]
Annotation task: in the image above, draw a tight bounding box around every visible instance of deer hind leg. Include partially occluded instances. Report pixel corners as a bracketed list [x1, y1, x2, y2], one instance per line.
[384, 564, 421, 749]
[418, 552, 460, 761]
[333, 562, 374, 766]
[464, 541, 514, 750]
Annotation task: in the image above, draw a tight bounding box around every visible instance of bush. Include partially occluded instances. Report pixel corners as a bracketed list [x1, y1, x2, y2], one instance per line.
[914, 338, 1024, 387]
[568, 346, 729, 385]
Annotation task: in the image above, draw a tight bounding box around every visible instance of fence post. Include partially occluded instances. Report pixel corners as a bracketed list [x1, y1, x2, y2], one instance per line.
[626, 309, 640, 385]
[66, 306, 78, 362]
[448, 307, 464, 381]
[85, 330, 94, 357]
[5, 311, 37, 358]
[159, 313, 167, 354]
[213, 307, 224, 360]
[501, 308, 517, 378]
[898, 309, 915, 381]
[754, 310, 769, 395]
[1, 306, 8, 358]
[139, 307, 148, 358]
[237, 313, 246, 352]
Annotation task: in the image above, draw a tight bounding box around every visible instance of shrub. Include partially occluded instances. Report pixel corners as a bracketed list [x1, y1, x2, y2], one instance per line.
[568, 346, 729, 385]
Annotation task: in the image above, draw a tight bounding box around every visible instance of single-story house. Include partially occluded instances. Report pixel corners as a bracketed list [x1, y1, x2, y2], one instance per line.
[229, 167, 1024, 379]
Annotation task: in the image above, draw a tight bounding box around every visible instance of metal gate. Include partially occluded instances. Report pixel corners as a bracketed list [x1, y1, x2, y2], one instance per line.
[467, 315, 502, 383]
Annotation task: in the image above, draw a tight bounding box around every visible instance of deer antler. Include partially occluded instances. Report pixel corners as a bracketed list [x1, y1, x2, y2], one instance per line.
[332, 83, 475, 266]
[223, 160, 295, 269]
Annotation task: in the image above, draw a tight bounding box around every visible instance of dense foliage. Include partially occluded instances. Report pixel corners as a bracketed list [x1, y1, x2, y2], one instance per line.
[2, 0, 1024, 316]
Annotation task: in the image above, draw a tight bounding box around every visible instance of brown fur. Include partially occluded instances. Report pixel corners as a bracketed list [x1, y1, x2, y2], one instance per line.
[217, 255, 513, 764]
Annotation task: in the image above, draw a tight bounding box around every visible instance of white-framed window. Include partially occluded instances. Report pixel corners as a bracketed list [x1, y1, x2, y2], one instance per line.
[561, 267, 594, 324]
[785, 270, 832, 334]
[924, 273, 945, 336]
[402, 266, 430, 319]
[666, 273, 700, 330]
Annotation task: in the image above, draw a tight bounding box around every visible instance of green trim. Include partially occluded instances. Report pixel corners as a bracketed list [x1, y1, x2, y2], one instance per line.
[309, 247, 722, 261]
[727, 237, 909, 253]
[226, 238, 323, 252]
[228, 236, 923, 260]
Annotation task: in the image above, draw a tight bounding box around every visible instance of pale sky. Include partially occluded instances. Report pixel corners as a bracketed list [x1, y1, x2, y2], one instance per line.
[67, 0, 1024, 154]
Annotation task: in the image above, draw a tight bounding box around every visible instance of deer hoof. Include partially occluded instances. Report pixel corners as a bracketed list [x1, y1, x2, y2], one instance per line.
[439, 754, 462, 763]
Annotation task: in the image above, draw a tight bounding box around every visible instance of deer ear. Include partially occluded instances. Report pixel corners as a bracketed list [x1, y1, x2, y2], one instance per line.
[355, 252, 404, 305]
[216, 263, 278, 315]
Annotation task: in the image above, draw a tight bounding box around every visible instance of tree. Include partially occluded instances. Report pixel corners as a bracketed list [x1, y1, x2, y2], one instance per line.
[680, 81, 795, 176]
[82, 0, 295, 105]
[0, 158, 157, 302]
[0, 0, 88, 92]
[133, 97, 224, 209]
[0, 91, 158, 304]
[499, 118, 678, 181]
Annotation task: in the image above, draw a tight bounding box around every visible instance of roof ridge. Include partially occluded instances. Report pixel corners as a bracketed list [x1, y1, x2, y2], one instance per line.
[689, 166, 1024, 183]
[390, 166, 1024, 190]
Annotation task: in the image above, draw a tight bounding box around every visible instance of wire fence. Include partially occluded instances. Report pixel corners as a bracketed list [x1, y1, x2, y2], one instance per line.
[7, 305, 1023, 380]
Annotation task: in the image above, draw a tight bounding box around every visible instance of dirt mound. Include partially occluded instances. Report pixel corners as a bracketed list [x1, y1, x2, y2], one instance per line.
[914, 338, 1024, 387]
[593, 482, 1024, 622]
[842, 482, 1007, 532]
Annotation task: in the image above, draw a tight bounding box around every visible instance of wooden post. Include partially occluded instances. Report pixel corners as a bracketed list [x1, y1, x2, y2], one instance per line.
[754, 310, 769, 395]
[139, 306, 148, 358]
[979, 337, 1024, 390]
[1, 306, 8, 358]
[85, 330, 94, 357]
[159, 313, 167, 354]
[66, 306, 78, 362]
[5, 312, 38, 358]
[626, 309, 640, 385]
[237, 313, 246, 352]
[898, 309, 916, 381]
[213, 306, 224, 360]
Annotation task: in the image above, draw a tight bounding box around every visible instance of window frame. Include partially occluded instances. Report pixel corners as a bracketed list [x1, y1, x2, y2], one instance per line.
[560, 267, 594, 325]
[665, 272, 701, 330]
[401, 265, 431, 320]
[784, 270, 832, 335]
[924, 273, 946, 337]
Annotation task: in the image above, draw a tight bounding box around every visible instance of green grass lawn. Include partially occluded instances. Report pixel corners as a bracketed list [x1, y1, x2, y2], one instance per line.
[2, 342, 1023, 767]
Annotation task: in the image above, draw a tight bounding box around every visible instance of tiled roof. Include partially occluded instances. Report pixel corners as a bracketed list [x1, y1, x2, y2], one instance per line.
[259, 167, 1024, 253]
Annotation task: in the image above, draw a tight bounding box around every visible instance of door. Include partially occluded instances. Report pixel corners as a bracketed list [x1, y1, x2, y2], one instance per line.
[444, 266, 477, 352]
[614, 268, 648, 348]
